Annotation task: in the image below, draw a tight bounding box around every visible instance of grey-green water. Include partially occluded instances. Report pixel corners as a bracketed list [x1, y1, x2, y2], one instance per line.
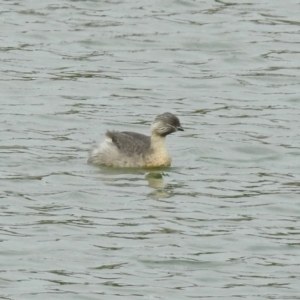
[1, 1, 300, 299]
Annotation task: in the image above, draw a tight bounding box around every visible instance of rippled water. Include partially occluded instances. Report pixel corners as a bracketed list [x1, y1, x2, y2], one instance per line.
[1, 0, 300, 299]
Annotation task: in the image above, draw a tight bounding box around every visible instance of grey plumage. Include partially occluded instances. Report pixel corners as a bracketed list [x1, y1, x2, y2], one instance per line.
[106, 131, 151, 156]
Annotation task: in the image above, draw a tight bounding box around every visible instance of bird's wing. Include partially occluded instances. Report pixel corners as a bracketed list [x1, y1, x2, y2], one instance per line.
[106, 131, 151, 156]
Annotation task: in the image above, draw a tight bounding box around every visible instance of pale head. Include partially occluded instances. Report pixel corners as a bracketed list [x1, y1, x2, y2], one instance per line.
[151, 112, 183, 136]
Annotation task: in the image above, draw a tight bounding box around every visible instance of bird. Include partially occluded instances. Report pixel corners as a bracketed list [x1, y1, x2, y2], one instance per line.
[88, 112, 183, 168]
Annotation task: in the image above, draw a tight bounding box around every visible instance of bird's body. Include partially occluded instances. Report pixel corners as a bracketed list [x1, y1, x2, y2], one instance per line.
[88, 113, 183, 168]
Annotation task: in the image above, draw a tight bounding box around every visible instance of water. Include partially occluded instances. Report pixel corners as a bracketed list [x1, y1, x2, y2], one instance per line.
[1, 0, 300, 299]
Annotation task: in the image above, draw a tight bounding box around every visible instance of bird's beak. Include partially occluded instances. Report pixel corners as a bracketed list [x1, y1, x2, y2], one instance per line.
[177, 126, 184, 131]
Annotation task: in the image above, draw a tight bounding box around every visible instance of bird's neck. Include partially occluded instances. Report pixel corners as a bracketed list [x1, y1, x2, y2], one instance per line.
[144, 133, 171, 167]
[150, 133, 168, 153]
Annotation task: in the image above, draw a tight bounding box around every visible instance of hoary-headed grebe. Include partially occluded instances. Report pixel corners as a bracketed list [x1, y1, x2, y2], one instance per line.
[88, 112, 183, 168]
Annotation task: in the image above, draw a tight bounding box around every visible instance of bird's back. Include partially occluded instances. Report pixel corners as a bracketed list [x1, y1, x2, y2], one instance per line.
[88, 130, 152, 167]
[106, 131, 151, 156]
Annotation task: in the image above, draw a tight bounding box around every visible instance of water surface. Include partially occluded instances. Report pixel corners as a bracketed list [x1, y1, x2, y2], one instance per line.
[1, 0, 300, 299]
